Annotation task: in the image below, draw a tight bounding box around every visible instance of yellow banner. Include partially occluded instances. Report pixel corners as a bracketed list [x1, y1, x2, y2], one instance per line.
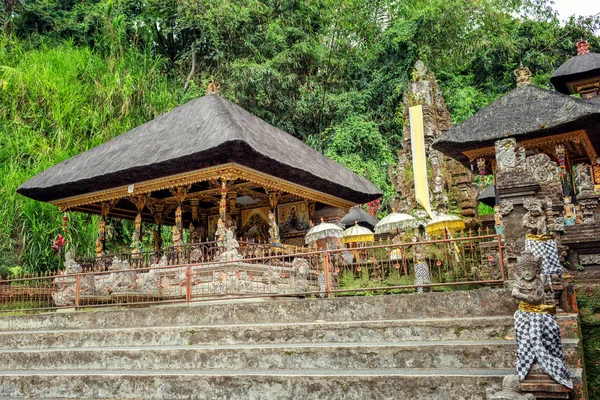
[410, 105, 435, 219]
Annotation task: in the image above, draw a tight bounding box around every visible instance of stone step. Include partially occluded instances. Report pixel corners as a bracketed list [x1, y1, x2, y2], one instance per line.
[0, 314, 580, 350]
[0, 368, 584, 400]
[0, 316, 519, 349]
[0, 290, 517, 332]
[0, 340, 581, 371]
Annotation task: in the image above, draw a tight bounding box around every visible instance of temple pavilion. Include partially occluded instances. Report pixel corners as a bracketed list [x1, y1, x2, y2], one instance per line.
[432, 39, 600, 277]
[18, 89, 381, 257]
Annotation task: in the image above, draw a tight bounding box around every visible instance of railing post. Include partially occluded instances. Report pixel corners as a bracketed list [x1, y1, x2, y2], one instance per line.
[497, 234, 506, 282]
[185, 264, 192, 303]
[324, 251, 331, 296]
[74, 274, 81, 310]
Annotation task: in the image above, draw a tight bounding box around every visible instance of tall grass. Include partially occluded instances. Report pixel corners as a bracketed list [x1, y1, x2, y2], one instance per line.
[0, 36, 197, 274]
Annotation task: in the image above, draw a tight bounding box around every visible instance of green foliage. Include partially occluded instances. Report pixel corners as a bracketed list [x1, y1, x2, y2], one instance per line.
[578, 287, 600, 399]
[323, 116, 396, 206]
[0, 37, 195, 271]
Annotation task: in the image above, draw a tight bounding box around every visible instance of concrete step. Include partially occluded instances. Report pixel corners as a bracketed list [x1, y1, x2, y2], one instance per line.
[0, 368, 584, 400]
[0, 289, 517, 332]
[0, 316, 519, 349]
[0, 340, 581, 371]
[0, 314, 580, 350]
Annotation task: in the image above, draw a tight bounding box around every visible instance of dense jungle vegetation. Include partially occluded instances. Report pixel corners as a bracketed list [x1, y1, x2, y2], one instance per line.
[0, 0, 599, 273]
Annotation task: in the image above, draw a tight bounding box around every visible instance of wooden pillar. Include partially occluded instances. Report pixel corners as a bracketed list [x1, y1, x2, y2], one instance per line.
[150, 202, 165, 252]
[308, 201, 316, 225]
[201, 212, 208, 242]
[219, 180, 229, 225]
[129, 194, 149, 242]
[170, 185, 191, 246]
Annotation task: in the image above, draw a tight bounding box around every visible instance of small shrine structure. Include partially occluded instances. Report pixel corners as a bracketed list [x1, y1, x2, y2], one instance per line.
[18, 90, 382, 261]
[433, 39, 600, 278]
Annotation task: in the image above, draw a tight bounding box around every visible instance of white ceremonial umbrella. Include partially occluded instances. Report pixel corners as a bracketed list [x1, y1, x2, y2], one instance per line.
[374, 212, 419, 234]
[305, 219, 344, 244]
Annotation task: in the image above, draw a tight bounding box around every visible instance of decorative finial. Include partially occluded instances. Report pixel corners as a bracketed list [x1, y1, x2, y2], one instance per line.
[577, 39, 590, 56]
[514, 65, 532, 87]
[206, 78, 220, 95]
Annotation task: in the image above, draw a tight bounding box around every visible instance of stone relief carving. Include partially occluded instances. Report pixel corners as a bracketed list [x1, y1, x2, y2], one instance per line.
[498, 200, 514, 216]
[526, 154, 558, 184]
[574, 163, 594, 193]
[495, 139, 518, 171]
[579, 254, 600, 266]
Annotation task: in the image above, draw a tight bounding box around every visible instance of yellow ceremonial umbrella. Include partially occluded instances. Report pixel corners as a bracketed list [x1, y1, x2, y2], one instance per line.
[341, 222, 374, 244]
[425, 214, 465, 236]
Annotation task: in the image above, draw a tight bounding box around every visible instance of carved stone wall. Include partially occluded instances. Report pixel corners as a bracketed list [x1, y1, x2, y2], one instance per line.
[390, 61, 476, 218]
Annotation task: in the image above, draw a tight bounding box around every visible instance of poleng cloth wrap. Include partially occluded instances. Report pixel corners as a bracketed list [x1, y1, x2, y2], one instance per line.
[524, 236, 563, 276]
[514, 305, 572, 389]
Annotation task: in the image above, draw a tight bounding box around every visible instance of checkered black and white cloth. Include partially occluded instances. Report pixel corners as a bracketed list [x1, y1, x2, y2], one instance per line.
[414, 261, 430, 294]
[524, 238, 563, 276]
[514, 309, 572, 389]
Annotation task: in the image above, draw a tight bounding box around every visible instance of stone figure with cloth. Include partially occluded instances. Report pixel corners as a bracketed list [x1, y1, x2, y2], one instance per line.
[522, 198, 563, 278]
[512, 251, 572, 389]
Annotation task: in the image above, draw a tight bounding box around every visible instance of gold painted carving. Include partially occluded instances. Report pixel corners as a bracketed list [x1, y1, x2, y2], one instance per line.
[170, 184, 191, 204]
[51, 163, 356, 211]
[463, 130, 597, 164]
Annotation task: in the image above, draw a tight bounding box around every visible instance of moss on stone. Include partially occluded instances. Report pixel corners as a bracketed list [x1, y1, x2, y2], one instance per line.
[577, 285, 600, 400]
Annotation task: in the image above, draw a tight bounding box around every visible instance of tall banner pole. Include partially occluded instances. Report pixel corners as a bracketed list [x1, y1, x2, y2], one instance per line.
[410, 105, 435, 219]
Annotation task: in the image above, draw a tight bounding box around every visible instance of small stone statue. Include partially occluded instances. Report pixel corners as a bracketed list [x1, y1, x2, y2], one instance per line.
[215, 218, 226, 247]
[486, 375, 535, 400]
[412, 237, 430, 293]
[522, 199, 547, 235]
[189, 222, 200, 244]
[523, 198, 563, 277]
[64, 251, 82, 274]
[574, 163, 594, 193]
[268, 211, 281, 247]
[512, 252, 572, 389]
[219, 228, 243, 262]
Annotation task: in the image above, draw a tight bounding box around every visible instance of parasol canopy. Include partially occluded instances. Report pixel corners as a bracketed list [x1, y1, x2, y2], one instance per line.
[341, 222, 374, 244]
[374, 212, 419, 234]
[339, 206, 379, 229]
[426, 214, 466, 236]
[305, 220, 344, 244]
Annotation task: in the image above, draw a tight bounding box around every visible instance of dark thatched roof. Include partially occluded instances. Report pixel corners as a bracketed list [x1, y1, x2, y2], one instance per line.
[18, 95, 382, 204]
[339, 206, 379, 229]
[550, 52, 600, 94]
[432, 84, 600, 166]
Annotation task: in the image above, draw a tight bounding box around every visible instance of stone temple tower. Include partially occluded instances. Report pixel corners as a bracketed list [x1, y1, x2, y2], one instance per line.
[389, 61, 477, 218]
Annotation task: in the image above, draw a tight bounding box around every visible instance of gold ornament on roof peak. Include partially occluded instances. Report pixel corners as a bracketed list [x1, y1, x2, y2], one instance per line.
[514, 65, 532, 87]
[206, 79, 221, 95]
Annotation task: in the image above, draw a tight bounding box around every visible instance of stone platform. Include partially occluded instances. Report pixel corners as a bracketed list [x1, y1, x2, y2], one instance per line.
[0, 290, 585, 399]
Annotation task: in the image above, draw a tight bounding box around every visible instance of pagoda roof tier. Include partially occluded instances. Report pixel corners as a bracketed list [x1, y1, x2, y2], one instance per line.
[18, 95, 381, 209]
[432, 84, 600, 167]
[550, 52, 600, 94]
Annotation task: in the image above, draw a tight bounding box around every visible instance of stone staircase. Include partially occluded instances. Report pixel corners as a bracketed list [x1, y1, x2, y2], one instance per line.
[0, 290, 585, 399]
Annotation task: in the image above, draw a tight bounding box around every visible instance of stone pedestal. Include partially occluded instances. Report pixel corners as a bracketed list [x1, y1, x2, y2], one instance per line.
[496, 170, 541, 277]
